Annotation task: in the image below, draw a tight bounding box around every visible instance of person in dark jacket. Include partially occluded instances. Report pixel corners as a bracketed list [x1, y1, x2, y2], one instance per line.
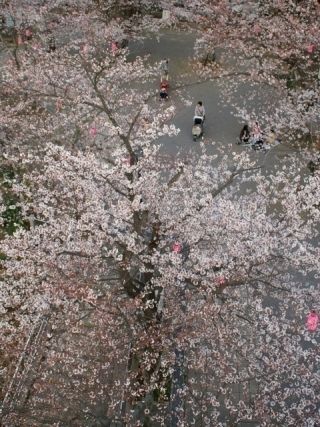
[239, 124, 250, 143]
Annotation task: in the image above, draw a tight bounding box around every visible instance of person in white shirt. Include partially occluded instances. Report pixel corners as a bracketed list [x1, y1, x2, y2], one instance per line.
[194, 101, 205, 120]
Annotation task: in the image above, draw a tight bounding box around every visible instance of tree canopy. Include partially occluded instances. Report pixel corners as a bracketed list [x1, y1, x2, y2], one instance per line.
[0, 1, 319, 426]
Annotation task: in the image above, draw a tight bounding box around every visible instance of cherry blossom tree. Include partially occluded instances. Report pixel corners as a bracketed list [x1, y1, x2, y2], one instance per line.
[169, 0, 320, 142]
[1, 1, 320, 426]
[1, 136, 319, 425]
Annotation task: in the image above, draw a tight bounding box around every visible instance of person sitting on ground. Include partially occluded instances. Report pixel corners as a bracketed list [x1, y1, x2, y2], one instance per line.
[239, 124, 250, 143]
[265, 128, 277, 146]
[252, 121, 262, 139]
[159, 83, 168, 100]
[251, 120, 264, 147]
[195, 101, 205, 120]
[161, 78, 169, 89]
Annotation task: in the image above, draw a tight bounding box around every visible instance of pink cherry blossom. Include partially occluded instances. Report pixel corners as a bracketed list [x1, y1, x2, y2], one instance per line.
[89, 126, 97, 137]
[306, 44, 316, 54]
[111, 41, 118, 55]
[306, 311, 319, 331]
[172, 242, 183, 253]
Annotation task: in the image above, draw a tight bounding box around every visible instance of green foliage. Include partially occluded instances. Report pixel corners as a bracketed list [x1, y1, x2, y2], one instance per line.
[0, 166, 15, 188]
[0, 164, 29, 235]
[2, 198, 29, 235]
